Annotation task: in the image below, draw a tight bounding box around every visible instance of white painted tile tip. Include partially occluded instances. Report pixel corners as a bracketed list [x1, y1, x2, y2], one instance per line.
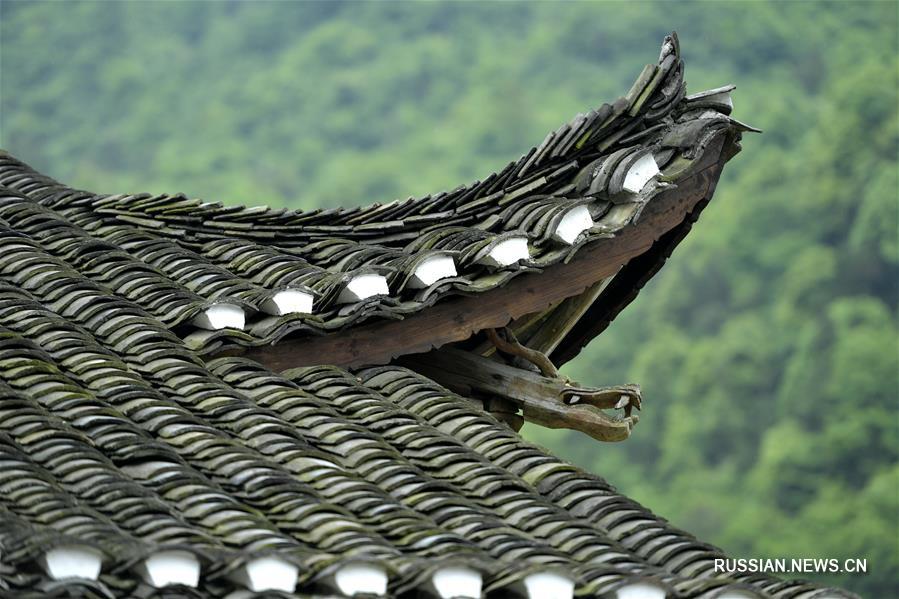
[41, 545, 104, 581]
[334, 562, 389, 596]
[262, 289, 314, 316]
[432, 566, 482, 598]
[553, 204, 594, 245]
[616, 581, 667, 599]
[138, 550, 200, 588]
[193, 303, 245, 330]
[408, 254, 457, 289]
[523, 571, 574, 599]
[338, 273, 390, 303]
[229, 555, 298, 592]
[623, 153, 660, 194]
[478, 236, 530, 268]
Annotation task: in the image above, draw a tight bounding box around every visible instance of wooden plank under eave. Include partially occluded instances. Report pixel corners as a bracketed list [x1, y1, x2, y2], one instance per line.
[518, 273, 618, 356]
[235, 143, 727, 371]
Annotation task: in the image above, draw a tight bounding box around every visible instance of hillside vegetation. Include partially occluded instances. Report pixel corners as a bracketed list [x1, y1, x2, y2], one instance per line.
[2, 1, 896, 595]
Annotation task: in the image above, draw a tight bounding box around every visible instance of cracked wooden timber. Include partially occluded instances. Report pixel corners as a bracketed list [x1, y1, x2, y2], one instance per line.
[400, 346, 641, 442]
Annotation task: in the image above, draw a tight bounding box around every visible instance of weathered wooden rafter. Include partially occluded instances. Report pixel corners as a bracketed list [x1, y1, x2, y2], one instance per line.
[399, 346, 641, 442]
[515, 274, 616, 356]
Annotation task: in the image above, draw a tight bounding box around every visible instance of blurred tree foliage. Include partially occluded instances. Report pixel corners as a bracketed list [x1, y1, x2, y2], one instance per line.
[1, 1, 896, 595]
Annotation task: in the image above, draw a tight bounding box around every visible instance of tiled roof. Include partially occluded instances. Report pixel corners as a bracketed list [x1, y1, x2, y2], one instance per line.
[0, 34, 855, 599]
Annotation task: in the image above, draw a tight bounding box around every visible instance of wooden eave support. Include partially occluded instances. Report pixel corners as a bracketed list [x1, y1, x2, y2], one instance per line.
[484, 327, 562, 378]
[477, 273, 618, 359]
[400, 346, 641, 442]
[517, 276, 615, 356]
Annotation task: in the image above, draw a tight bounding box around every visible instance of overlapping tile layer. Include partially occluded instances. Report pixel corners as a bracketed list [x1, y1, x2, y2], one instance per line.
[0, 36, 854, 598]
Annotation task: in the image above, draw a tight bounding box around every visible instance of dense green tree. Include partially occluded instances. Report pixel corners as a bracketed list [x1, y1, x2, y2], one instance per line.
[2, 1, 896, 595]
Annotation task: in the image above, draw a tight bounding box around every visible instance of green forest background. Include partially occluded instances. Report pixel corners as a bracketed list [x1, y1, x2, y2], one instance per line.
[1, 1, 896, 595]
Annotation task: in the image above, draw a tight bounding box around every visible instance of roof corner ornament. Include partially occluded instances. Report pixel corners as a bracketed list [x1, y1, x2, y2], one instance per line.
[486, 326, 641, 419]
[401, 331, 642, 442]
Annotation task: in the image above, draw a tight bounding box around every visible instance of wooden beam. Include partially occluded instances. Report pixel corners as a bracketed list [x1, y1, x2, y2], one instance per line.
[399, 347, 640, 442]
[232, 133, 728, 371]
[518, 273, 617, 356]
